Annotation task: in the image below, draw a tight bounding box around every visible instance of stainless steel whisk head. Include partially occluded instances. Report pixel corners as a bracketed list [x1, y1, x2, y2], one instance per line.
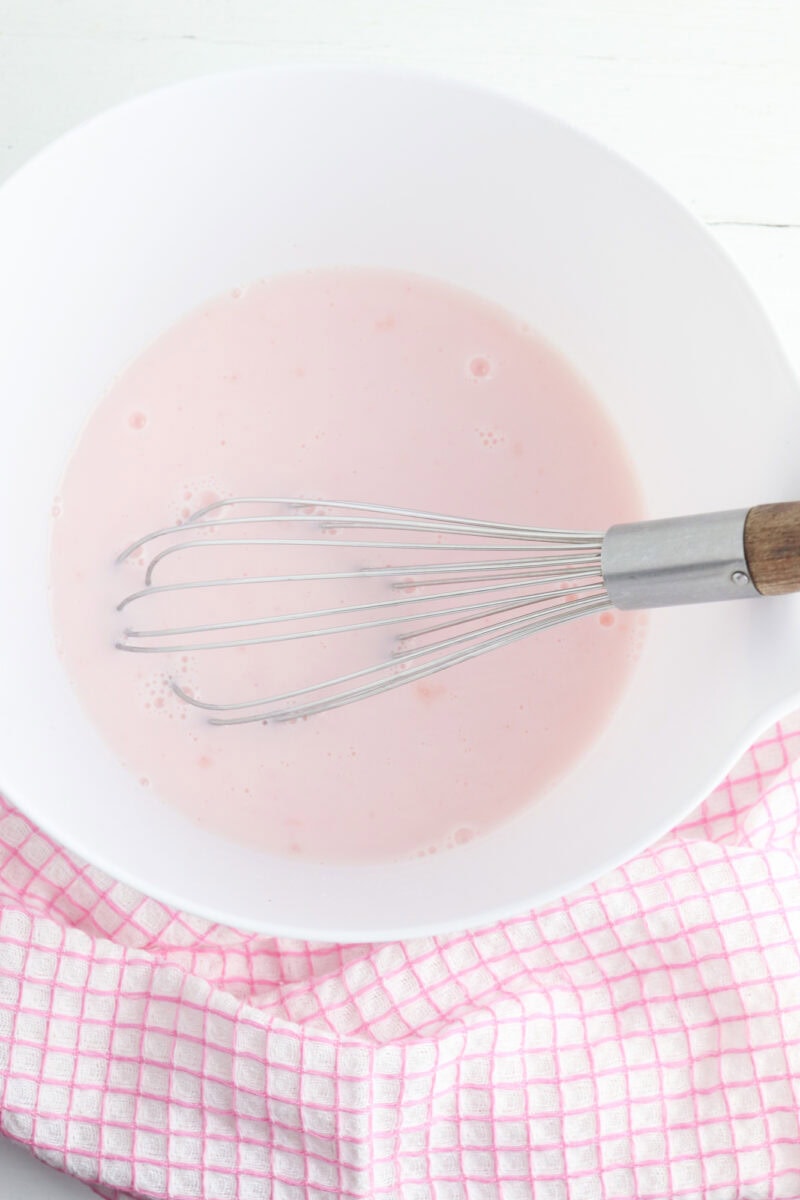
[115, 497, 800, 723]
[115, 499, 611, 723]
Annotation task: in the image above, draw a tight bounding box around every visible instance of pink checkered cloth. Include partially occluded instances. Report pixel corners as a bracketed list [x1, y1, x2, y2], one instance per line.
[3, 722, 800, 1200]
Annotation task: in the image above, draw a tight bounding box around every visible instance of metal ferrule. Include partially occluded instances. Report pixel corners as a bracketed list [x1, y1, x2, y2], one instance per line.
[601, 508, 759, 610]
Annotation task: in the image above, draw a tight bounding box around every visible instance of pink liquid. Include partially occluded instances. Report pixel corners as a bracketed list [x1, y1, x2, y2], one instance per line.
[50, 269, 643, 863]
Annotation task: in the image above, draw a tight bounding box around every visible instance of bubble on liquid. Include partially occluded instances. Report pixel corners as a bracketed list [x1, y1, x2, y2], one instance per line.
[139, 777, 150, 788]
[476, 427, 504, 449]
[599, 612, 615, 627]
[51, 499, 62, 518]
[128, 412, 147, 431]
[454, 827, 475, 846]
[231, 286, 243, 299]
[468, 355, 491, 379]
[198, 756, 213, 769]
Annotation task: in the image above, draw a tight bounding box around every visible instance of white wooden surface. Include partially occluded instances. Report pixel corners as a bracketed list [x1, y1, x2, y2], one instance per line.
[0, 1, 799, 1194]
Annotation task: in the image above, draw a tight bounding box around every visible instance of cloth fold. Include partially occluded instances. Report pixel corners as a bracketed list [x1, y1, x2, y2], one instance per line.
[3, 719, 800, 1199]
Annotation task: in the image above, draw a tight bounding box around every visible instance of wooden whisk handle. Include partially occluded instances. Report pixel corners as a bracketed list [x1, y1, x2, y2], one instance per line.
[744, 502, 800, 595]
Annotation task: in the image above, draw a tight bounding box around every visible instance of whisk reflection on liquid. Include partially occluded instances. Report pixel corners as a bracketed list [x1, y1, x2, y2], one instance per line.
[115, 499, 610, 724]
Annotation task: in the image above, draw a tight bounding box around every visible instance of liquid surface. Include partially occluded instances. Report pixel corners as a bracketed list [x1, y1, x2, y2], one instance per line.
[50, 269, 643, 863]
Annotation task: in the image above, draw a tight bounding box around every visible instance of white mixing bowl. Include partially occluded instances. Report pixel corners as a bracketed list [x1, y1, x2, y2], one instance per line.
[1, 67, 799, 941]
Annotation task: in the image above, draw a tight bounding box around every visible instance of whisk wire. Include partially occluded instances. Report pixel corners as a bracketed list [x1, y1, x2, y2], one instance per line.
[200, 593, 610, 725]
[124, 574, 602, 641]
[117, 556, 601, 613]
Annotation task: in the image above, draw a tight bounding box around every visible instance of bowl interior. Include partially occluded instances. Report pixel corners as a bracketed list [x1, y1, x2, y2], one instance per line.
[1, 67, 799, 939]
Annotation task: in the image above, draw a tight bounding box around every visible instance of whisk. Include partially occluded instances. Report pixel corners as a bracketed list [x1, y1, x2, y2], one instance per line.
[115, 498, 800, 724]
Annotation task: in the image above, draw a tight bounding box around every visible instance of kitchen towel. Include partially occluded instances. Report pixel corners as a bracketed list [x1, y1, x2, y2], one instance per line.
[3, 718, 800, 1199]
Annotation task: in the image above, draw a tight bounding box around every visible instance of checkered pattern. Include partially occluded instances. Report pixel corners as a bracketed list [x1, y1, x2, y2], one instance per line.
[4, 720, 800, 1199]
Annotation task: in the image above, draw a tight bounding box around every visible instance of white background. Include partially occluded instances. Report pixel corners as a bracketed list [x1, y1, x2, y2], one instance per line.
[0, 1, 799, 1195]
